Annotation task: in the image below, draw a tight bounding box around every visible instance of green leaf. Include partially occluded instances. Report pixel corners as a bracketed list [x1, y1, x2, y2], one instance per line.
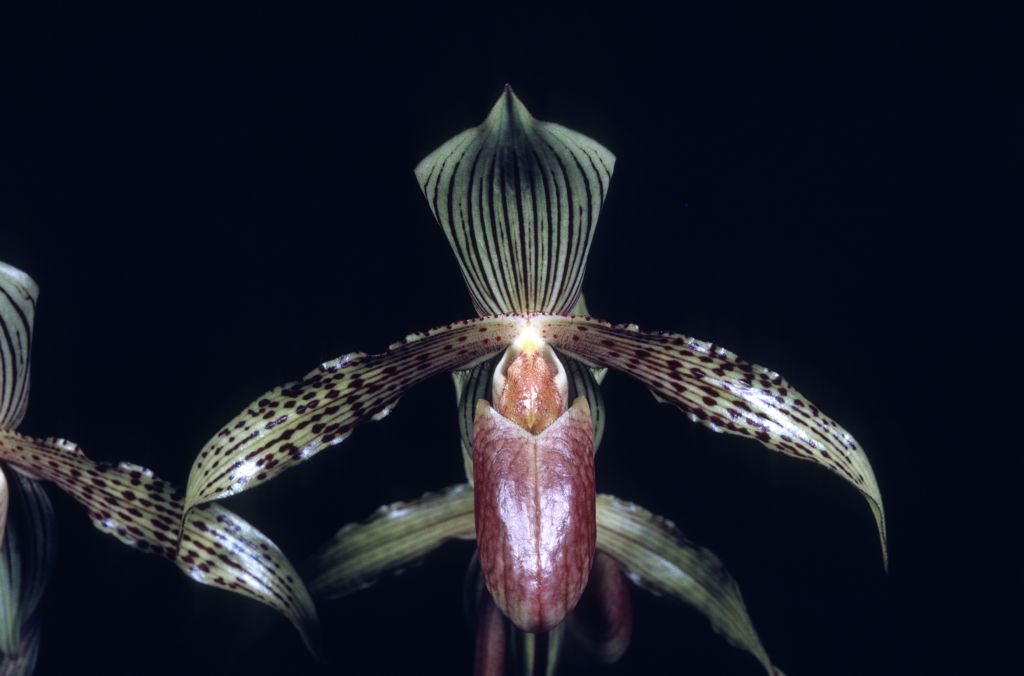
[185, 316, 526, 514]
[596, 494, 782, 675]
[0, 262, 37, 431]
[415, 86, 615, 316]
[0, 431, 320, 652]
[306, 484, 474, 600]
[0, 472, 55, 674]
[539, 315, 887, 569]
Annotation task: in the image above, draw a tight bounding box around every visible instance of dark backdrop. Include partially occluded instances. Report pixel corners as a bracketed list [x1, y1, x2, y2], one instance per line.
[1, 6, 1012, 675]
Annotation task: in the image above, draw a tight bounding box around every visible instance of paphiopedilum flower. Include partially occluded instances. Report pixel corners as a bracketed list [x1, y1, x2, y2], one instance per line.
[174, 87, 887, 673]
[0, 261, 321, 671]
[0, 263, 54, 675]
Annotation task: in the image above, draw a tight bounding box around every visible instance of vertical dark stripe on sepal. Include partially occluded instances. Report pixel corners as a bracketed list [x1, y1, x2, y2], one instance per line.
[0, 263, 38, 431]
[455, 356, 498, 475]
[416, 87, 615, 316]
[561, 352, 606, 452]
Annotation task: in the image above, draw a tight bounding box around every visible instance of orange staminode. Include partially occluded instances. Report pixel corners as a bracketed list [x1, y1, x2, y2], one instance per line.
[495, 327, 569, 432]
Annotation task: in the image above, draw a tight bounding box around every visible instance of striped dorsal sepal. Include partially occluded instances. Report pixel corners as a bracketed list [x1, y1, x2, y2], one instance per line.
[415, 86, 615, 316]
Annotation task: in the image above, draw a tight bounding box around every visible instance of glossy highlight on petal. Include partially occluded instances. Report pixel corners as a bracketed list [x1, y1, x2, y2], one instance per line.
[0, 430, 320, 651]
[472, 397, 596, 632]
[185, 315, 527, 514]
[537, 313, 888, 569]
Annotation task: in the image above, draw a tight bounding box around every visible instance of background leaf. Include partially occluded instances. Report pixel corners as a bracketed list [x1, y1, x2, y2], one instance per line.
[307, 484, 475, 600]
[596, 494, 781, 675]
[0, 263, 36, 431]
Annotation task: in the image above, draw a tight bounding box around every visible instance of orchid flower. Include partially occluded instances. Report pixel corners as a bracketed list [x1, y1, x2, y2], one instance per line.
[0, 264, 54, 675]
[0, 87, 885, 674]
[178, 87, 887, 673]
[0, 261, 321, 672]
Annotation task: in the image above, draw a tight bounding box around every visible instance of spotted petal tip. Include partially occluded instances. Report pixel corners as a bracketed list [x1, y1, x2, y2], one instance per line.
[0, 431, 320, 652]
[536, 314, 888, 570]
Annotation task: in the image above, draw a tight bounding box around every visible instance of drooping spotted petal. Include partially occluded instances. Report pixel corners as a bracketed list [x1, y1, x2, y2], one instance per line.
[0, 431, 319, 651]
[0, 471, 55, 674]
[0, 263, 36, 431]
[538, 314, 887, 568]
[473, 398, 596, 632]
[306, 484, 475, 600]
[415, 87, 615, 316]
[596, 494, 781, 676]
[185, 316, 526, 513]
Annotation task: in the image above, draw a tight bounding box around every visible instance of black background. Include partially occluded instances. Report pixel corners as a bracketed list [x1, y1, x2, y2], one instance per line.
[1, 6, 1013, 675]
